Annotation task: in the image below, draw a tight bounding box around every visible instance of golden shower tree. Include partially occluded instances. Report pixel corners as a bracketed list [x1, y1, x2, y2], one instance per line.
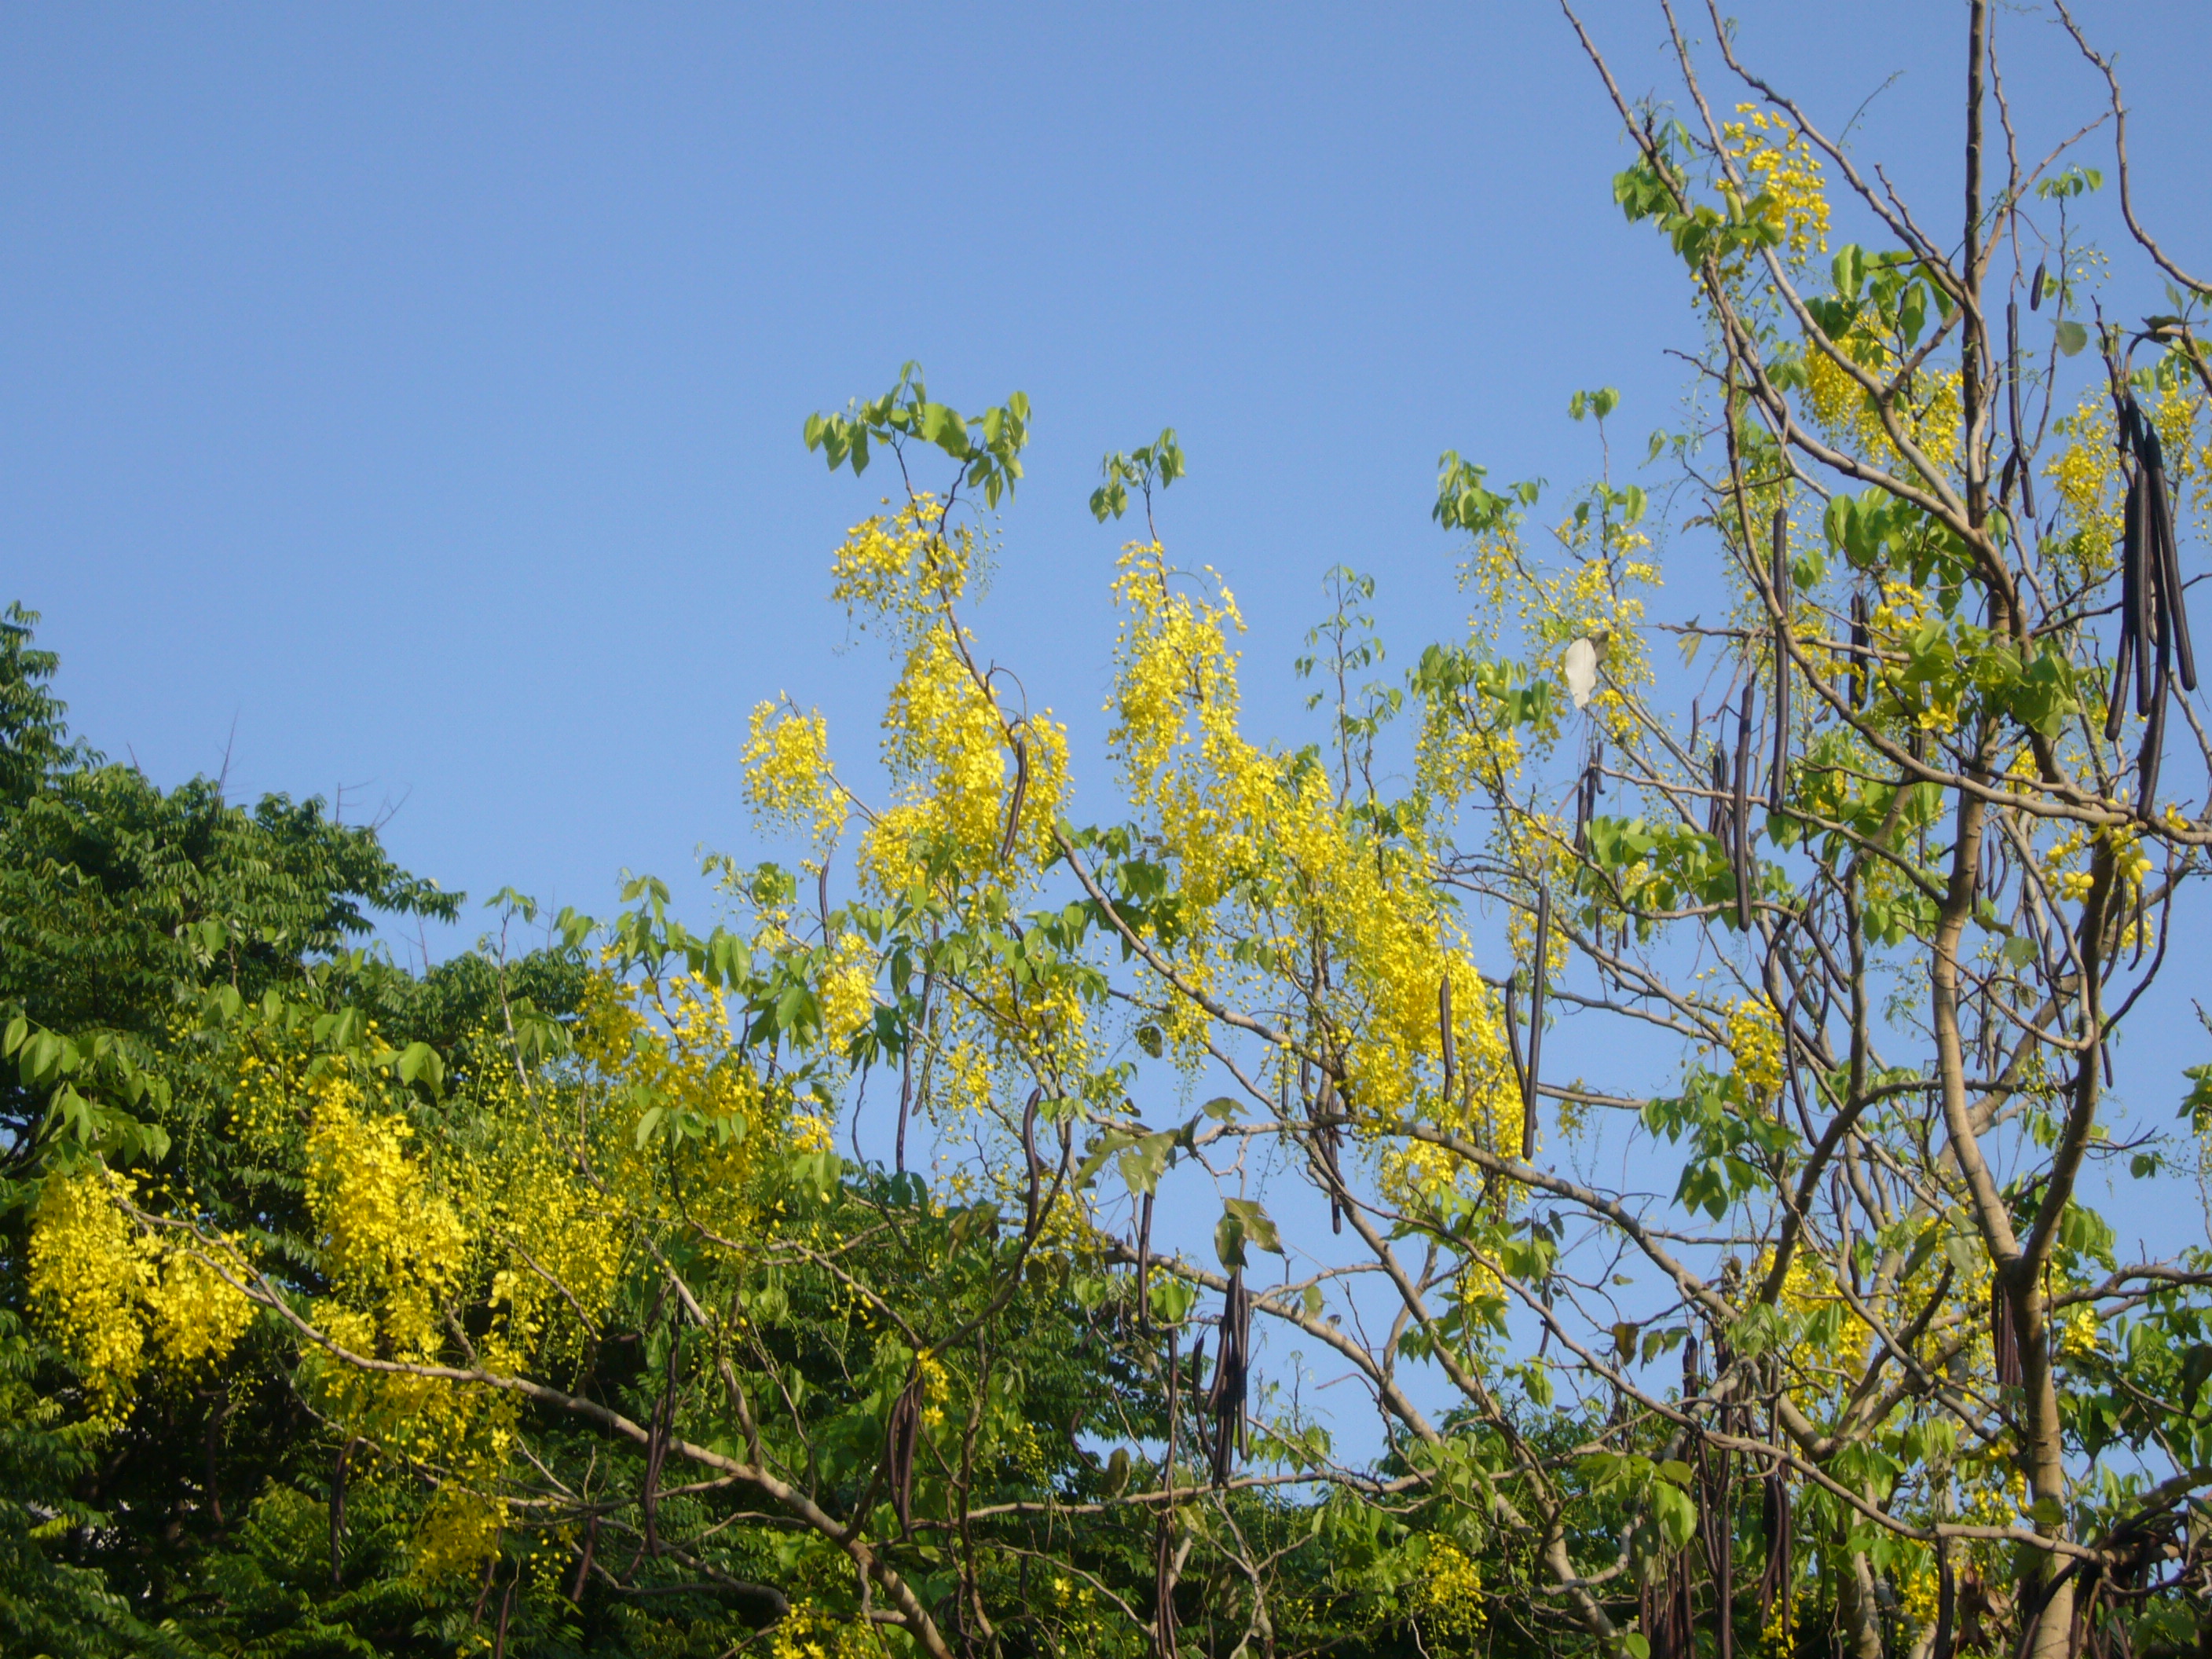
[19, 6, 2212, 1659]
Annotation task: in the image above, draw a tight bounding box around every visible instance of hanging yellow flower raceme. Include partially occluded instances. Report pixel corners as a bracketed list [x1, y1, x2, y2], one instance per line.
[1728, 996, 1785, 1107]
[743, 698, 844, 854]
[1723, 104, 1830, 263]
[27, 1166, 255, 1425]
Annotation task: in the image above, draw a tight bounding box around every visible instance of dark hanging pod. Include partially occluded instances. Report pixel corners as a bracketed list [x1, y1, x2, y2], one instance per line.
[1758, 1460, 1793, 1627]
[1136, 1190, 1155, 1331]
[2106, 448, 2143, 742]
[1732, 685, 1757, 930]
[1932, 1539, 1957, 1659]
[1850, 590, 1871, 710]
[1315, 1069, 1346, 1233]
[886, 1367, 925, 1537]
[1992, 1275, 2023, 1390]
[2141, 419, 2198, 691]
[1437, 972, 1456, 1105]
[2007, 298, 2038, 523]
[1771, 507, 1791, 812]
[1522, 887, 1550, 1159]
[2131, 465, 2159, 719]
[1203, 1269, 1250, 1486]
[2108, 394, 2198, 815]
[1575, 738, 1604, 856]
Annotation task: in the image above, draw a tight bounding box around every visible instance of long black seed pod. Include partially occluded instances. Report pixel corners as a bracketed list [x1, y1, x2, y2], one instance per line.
[2031, 260, 2046, 311]
[1933, 1539, 1957, 1659]
[1700, 1429, 1735, 1659]
[1759, 1457, 1793, 1626]
[568, 1514, 599, 1604]
[2132, 459, 2159, 717]
[1203, 1269, 1251, 1485]
[998, 734, 1029, 864]
[1502, 976, 1528, 1133]
[1437, 972, 1456, 1104]
[1732, 685, 1756, 931]
[1771, 507, 1791, 812]
[2141, 632, 2170, 815]
[1993, 1274, 2023, 1390]
[1850, 591, 1871, 709]
[887, 1367, 924, 1536]
[2107, 457, 2143, 742]
[1708, 746, 1730, 840]
[1154, 1328, 1180, 1659]
[1021, 1086, 1045, 1192]
[1523, 887, 1550, 1159]
[1136, 1190, 1155, 1331]
[2143, 420, 2197, 690]
[1313, 1067, 1345, 1234]
[1642, 1551, 1697, 1659]
[2006, 299, 2038, 525]
[1574, 743, 1603, 856]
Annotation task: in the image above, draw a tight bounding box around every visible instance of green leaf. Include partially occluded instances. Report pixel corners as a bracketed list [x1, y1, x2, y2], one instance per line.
[1215, 1196, 1284, 1266]
[2054, 320, 2088, 357]
[1651, 1479, 1697, 1548]
[395, 1041, 444, 1091]
[1149, 1275, 1196, 1324]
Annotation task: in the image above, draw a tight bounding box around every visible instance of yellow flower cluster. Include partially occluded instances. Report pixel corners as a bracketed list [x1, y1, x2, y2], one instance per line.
[2042, 828, 2097, 904]
[2048, 396, 2122, 562]
[743, 698, 843, 852]
[1899, 1553, 1940, 1633]
[870, 625, 1070, 892]
[1803, 350, 1964, 481]
[1106, 542, 1522, 1191]
[1862, 582, 1962, 734]
[577, 969, 787, 1238]
[306, 1076, 468, 1356]
[229, 1042, 308, 1153]
[27, 1168, 254, 1424]
[1723, 106, 1829, 262]
[1415, 1536, 1488, 1649]
[27, 1170, 153, 1422]
[1454, 504, 1656, 764]
[1727, 997, 1785, 1107]
[1761, 1580, 1797, 1654]
[817, 930, 881, 1055]
[815, 489, 1073, 905]
[917, 1346, 952, 1432]
[415, 1462, 511, 1583]
[145, 1246, 255, 1369]
[767, 1599, 878, 1659]
[829, 494, 975, 634]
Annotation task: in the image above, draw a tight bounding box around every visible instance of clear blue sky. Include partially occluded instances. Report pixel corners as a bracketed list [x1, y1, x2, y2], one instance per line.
[4, 1, 2199, 918]
[2, 2, 2204, 976]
